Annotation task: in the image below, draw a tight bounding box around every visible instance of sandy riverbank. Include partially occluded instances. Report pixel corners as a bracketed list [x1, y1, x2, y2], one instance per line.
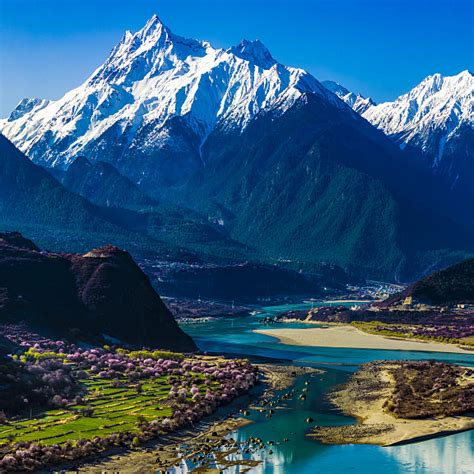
[309, 362, 474, 446]
[254, 325, 471, 353]
[319, 299, 377, 304]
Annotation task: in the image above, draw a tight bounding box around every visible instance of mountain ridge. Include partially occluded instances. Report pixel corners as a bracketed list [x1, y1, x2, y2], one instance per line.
[362, 70, 473, 153]
[0, 134, 255, 263]
[323, 72, 474, 196]
[57, 156, 157, 209]
[322, 80, 375, 114]
[178, 92, 474, 280]
[1, 15, 472, 280]
[0, 14, 342, 185]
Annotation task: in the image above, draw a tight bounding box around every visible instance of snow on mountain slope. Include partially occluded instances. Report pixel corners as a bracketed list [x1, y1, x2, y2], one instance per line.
[361, 71, 474, 162]
[0, 14, 340, 171]
[6, 98, 50, 122]
[322, 80, 375, 114]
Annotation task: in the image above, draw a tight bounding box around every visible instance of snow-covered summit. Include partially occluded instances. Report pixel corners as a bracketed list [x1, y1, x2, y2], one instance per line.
[322, 80, 375, 114]
[229, 39, 276, 69]
[1, 14, 337, 168]
[361, 70, 474, 159]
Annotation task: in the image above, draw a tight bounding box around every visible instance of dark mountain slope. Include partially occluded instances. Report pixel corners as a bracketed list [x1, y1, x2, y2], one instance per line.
[436, 124, 474, 199]
[385, 258, 474, 307]
[0, 232, 196, 351]
[0, 134, 119, 234]
[179, 94, 474, 280]
[0, 134, 160, 256]
[58, 156, 157, 209]
[0, 134, 252, 262]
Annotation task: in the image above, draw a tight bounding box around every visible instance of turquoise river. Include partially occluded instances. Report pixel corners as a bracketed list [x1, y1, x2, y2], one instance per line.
[178, 302, 474, 474]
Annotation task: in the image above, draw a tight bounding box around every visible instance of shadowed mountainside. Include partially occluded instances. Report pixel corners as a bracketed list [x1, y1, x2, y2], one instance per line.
[0, 134, 253, 263]
[52, 156, 157, 210]
[0, 232, 196, 351]
[384, 258, 474, 306]
[178, 94, 474, 280]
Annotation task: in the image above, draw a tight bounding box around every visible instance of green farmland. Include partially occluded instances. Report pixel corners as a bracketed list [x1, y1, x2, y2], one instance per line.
[0, 375, 187, 446]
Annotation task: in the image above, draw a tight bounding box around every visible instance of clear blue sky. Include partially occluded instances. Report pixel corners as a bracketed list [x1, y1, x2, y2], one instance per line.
[0, 0, 472, 117]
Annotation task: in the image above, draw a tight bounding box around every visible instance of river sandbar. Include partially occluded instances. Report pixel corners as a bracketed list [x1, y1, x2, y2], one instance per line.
[308, 361, 474, 446]
[254, 325, 471, 353]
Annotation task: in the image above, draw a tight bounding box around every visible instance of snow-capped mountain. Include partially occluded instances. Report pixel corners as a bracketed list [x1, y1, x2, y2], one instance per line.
[322, 80, 375, 114]
[0, 15, 472, 279]
[361, 70, 474, 162]
[323, 72, 474, 192]
[0, 14, 340, 178]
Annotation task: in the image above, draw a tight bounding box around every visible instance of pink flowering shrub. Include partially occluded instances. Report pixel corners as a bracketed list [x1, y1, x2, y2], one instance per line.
[0, 324, 259, 472]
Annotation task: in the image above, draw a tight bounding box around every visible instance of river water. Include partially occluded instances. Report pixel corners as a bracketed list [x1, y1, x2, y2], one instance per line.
[179, 302, 474, 474]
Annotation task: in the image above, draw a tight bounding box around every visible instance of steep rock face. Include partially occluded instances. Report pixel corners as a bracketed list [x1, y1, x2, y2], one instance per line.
[0, 232, 196, 351]
[430, 122, 474, 194]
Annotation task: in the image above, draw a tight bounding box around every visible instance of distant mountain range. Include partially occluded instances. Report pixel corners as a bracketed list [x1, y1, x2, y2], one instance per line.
[323, 71, 474, 196]
[1, 15, 473, 281]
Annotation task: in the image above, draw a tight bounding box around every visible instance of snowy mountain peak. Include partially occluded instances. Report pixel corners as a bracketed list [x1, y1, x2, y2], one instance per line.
[229, 39, 276, 69]
[417, 70, 472, 91]
[360, 70, 473, 175]
[391, 70, 470, 111]
[0, 14, 340, 171]
[133, 13, 179, 47]
[120, 30, 133, 44]
[362, 70, 473, 143]
[322, 80, 375, 114]
[141, 13, 165, 34]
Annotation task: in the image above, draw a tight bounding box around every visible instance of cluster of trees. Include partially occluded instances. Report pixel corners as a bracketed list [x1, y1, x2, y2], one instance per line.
[0, 356, 257, 472]
[0, 353, 82, 416]
[0, 326, 258, 472]
[353, 321, 474, 346]
[385, 361, 474, 419]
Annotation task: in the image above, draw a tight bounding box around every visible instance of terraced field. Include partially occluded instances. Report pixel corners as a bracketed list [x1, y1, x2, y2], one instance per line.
[0, 371, 217, 447]
[0, 331, 258, 472]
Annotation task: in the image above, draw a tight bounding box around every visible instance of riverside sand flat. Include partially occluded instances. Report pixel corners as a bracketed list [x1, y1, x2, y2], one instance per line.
[254, 325, 471, 354]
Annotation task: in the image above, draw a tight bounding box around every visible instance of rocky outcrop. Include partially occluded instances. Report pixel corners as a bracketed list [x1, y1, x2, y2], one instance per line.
[0, 232, 196, 351]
